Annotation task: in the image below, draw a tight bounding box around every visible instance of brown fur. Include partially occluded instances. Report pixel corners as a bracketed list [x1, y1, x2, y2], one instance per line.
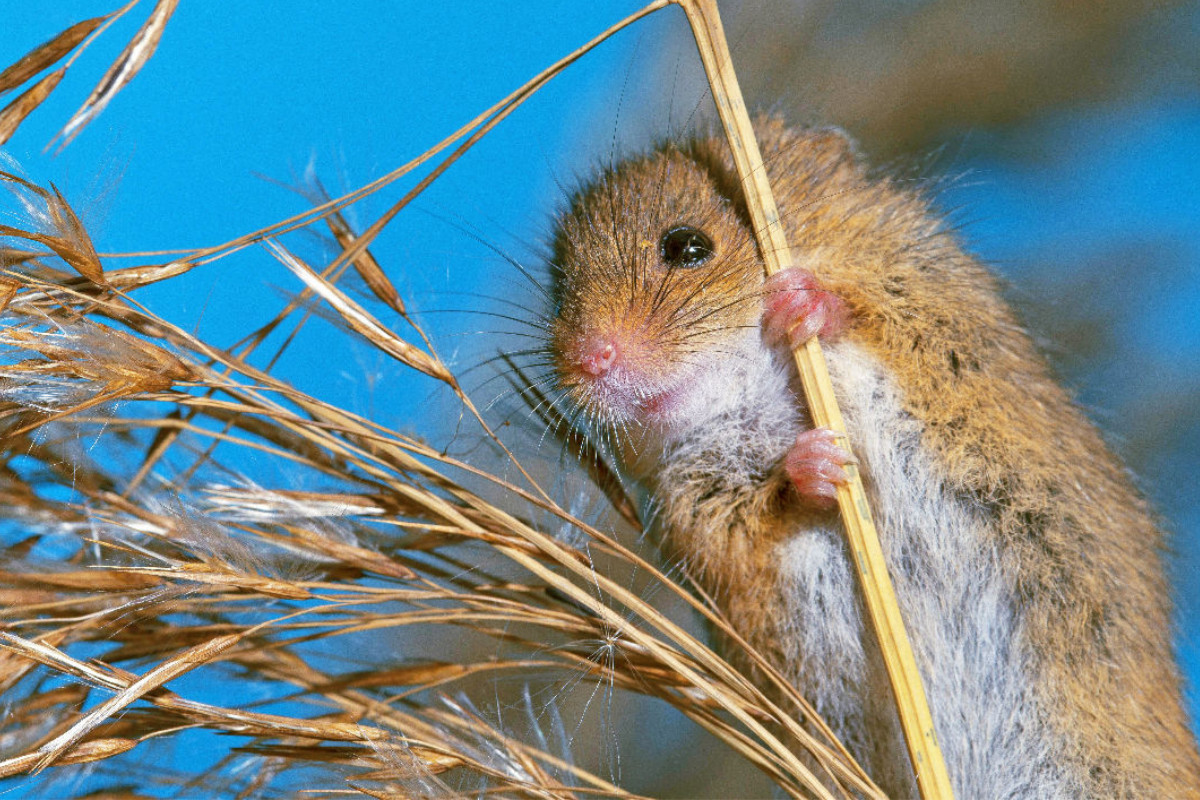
[550, 117, 1200, 796]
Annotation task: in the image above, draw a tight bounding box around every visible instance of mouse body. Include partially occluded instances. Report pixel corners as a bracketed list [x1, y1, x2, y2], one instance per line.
[545, 118, 1200, 797]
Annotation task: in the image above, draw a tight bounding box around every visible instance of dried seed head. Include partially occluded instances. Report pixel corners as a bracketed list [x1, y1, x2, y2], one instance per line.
[0, 316, 195, 413]
[0, 169, 104, 284]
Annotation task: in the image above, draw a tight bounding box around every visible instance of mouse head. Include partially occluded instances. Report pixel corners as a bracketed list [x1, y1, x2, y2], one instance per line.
[548, 145, 762, 430]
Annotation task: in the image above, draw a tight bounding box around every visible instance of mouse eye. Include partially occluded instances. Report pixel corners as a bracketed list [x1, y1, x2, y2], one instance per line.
[659, 226, 714, 267]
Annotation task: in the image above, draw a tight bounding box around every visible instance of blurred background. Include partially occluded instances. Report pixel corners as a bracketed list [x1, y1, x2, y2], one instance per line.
[2, 0, 1197, 796]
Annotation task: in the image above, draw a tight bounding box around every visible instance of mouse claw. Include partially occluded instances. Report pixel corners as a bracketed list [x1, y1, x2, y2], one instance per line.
[785, 427, 853, 510]
[762, 267, 849, 349]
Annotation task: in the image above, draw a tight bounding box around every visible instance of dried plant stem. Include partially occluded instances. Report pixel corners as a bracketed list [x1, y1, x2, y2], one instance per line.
[674, 0, 955, 797]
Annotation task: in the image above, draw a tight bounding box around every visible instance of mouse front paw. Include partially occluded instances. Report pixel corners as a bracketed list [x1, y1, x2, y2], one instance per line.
[762, 267, 848, 349]
[785, 428, 852, 509]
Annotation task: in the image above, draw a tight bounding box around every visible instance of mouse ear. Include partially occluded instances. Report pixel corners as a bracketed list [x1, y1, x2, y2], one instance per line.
[754, 116, 866, 180]
[683, 126, 744, 206]
[795, 126, 863, 169]
[685, 115, 865, 219]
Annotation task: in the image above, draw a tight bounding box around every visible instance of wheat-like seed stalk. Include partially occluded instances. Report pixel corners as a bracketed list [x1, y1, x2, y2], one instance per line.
[0, 6, 890, 797]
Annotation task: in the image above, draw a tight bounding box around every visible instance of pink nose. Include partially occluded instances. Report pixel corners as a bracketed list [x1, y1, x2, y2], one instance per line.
[579, 338, 619, 376]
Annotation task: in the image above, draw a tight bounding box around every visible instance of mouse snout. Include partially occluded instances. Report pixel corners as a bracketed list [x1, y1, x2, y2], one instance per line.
[577, 335, 620, 377]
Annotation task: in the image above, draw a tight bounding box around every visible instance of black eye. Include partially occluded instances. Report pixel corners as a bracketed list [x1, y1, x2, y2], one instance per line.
[659, 226, 714, 267]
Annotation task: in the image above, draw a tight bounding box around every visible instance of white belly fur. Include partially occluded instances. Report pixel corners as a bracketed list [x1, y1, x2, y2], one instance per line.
[775, 340, 1078, 798]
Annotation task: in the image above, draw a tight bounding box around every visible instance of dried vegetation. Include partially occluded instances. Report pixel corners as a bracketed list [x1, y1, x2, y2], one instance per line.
[0, 3, 880, 797]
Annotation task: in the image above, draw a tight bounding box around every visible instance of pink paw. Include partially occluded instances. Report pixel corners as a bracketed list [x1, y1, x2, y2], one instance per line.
[785, 428, 852, 509]
[762, 267, 848, 349]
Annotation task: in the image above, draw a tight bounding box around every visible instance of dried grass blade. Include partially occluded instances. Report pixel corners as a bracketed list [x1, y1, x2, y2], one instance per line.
[56, 0, 180, 148]
[0, 68, 66, 146]
[0, 634, 392, 744]
[265, 240, 451, 382]
[0, 186, 103, 285]
[0, 631, 68, 695]
[46, 184, 105, 284]
[354, 747, 465, 778]
[318, 662, 472, 693]
[3, 384, 134, 439]
[0, 278, 18, 314]
[182, 711, 388, 744]
[110, 564, 312, 599]
[30, 633, 240, 773]
[275, 523, 417, 580]
[0, 568, 162, 591]
[0, 17, 106, 96]
[0, 738, 137, 779]
[324, 209, 405, 315]
[0, 168, 53, 197]
[233, 742, 379, 767]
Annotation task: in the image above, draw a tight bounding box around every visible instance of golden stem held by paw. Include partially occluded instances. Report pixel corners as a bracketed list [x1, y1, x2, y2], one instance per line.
[674, 1, 955, 797]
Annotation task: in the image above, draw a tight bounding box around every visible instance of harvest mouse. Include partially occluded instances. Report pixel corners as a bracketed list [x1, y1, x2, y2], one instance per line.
[545, 117, 1200, 797]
